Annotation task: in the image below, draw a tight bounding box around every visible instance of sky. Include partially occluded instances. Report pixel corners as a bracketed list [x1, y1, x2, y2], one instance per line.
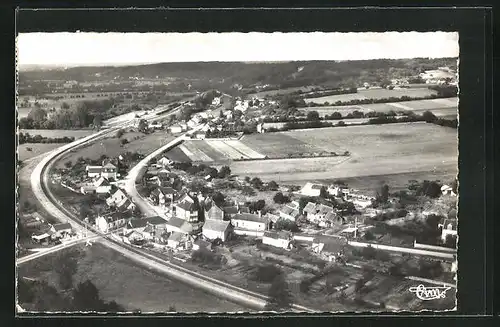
[17, 32, 459, 67]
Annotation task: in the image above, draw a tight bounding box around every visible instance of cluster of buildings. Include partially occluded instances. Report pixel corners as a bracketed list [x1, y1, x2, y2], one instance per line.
[31, 222, 73, 244]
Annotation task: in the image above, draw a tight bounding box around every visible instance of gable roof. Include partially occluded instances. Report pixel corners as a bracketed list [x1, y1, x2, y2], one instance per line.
[116, 198, 132, 210]
[167, 216, 187, 229]
[128, 218, 148, 229]
[110, 189, 127, 201]
[223, 206, 239, 215]
[86, 165, 103, 173]
[103, 162, 116, 169]
[145, 216, 168, 225]
[325, 211, 339, 222]
[303, 202, 317, 213]
[176, 199, 197, 212]
[160, 186, 176, 195]
[143, 225, 154, 233]
[232, 213, 266, 223]
[94, 176, 110, 187]
[203, 219, 230, 233]
[206, 204, 224, 221]
[280, 205, 300, 218]
[53, 223, 72, 231]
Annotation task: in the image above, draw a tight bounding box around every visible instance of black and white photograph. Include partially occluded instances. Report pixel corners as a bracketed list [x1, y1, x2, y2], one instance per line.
[16, 30, 459, 314]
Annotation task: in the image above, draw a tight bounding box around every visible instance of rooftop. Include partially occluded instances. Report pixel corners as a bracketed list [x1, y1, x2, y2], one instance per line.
[232, 213, 266, 223]
[167, 216, 187, 229]
[53, 223, 72, 231]
[203, 219, 230, 232]
[264, 230, 291, 240]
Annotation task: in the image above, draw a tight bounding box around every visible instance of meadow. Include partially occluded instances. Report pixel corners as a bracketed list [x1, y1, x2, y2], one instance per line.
[20, 129, 95, 139]
[229, 122, 458, 189]
[18, 143, 62, 161]
[305, 87, 439, 104]
[17, 243, 243, 312]
[300, 97, 458, 118]
[55, 130, 176, 168]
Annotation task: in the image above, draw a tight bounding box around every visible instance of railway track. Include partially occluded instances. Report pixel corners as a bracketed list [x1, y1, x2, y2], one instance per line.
[32, 105, 316, 312]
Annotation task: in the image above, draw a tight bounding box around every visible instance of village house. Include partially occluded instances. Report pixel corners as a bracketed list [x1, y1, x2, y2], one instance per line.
[300, 182, 324, 197]
[166, 231, 193, 250]
[223, 203, 250, 220]
[202, 219, 232, 242]
[279, 205, 300, 222]
[93, 176, 112, 194]
[438, 218, 458, 243]
[86, 165, 103, 178]
[303, 202, 337, 226]
[95, 211, 132, 233]
[150, 186, 176, 208]
[441, 185, 457, 196]
[174, 193, 199, 222]
[170, 125, 183, 134]
[311, 236, 348, 262]
[262, 230, 293, 250]
[192, 238, 212, 251]
[49, 223, 72, 239]
[195, 132, 206, 140]
[106, 189, 128, 206]
[327, 185, 350, 199]
[123, 216, 168, 239]
[101, 162, 118, 180]
[204, 201, 225, 221]
[122, 230, 145, 245]
[157, 156, 171, 167]
[165, 216, 193, 234]
[231, 212, 268, 232]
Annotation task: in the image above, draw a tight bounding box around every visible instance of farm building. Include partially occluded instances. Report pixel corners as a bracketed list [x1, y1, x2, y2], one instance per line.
[165, 216, 193, 234]
[202, 219, 232, 242]
[231, 212, 268, 232]
[262, 231, 293, 250]
[124, 216, 168, 235]
[311, 236, 348, 262]
[157, 156, 172, 167]
[95, 212, 131, 233]
[174, 193, 199, 222]
[300, 182, 324, 197]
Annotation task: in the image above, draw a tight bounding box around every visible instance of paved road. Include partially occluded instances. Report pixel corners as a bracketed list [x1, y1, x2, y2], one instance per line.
[122, 124, 206, 218]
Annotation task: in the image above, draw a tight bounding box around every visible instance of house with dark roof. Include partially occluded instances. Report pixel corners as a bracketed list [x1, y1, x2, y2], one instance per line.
[124, 216, 168, 235]
[262, 230, 292, 249]
[174, 194, 199, 222]
[202, 219, 231, 242]
[231, 212, 267, 232]
[93, 176, 112, 194]
[303, 202, 336, 225]
[223, 203, 250, 219]
[150, 187, 176, 208]
[50, 223, 72, 238]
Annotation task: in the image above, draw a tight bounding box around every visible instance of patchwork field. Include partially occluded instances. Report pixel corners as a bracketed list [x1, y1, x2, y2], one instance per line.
[240, 133, 336, 158]
[229, 122, 458, 189]
[166, 139, 266, 163]
[305, 87, 439, 104]
[19, 129, 95, 139]
[301, 97, 458, 118]
[17, 243, 243, 312]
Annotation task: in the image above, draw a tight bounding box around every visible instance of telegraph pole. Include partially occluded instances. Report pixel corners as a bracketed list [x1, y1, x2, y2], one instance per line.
[354, 216, 358, 239]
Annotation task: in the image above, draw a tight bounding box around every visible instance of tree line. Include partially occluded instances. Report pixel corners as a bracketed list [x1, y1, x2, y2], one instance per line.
[19, 132, 75, 145]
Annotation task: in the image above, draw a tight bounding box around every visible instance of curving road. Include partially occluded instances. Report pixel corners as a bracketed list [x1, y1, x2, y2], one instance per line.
[24, 103, 317, 312]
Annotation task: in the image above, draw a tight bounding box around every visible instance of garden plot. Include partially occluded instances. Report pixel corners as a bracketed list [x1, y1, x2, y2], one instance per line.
[223, 140, 266, 159]
[180, 142, 214, 162]
[206, 140, 249, 160]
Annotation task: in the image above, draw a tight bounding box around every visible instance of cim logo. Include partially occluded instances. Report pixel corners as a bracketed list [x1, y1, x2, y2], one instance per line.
[409, 284, 451, 301]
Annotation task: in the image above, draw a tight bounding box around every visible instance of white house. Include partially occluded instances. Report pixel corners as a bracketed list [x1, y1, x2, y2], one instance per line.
[148, 122, 163, 129]
[86, 165, 103, 178]
[303, 202, 336, 225]
[262, 231, 292, 249]
[106, 189, 128, 207]
[165, 216, 193, 234]
[300, 182, 324, 197]
[101, 162, 118, 180]
[157, 156, 172, 167]
[167, 231, 191, 249]
[441, 185, 457, 196]
[94, 176, 112, 194]
[202, 219, 231, 242]
[50, 223, 72, 239]
[192, 238, 212, 251]
[327, 185, 349, 199]
[211, 97, 221, 106]
[179, 122, 188, 131]
[174, 193, 199, 222]
[231, 212, 267, 231]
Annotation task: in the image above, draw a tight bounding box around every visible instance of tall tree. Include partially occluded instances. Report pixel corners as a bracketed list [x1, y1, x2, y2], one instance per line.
[72, 280, 102, 311]
[265, 273, 293, 311]
[137, 119, 148, 133]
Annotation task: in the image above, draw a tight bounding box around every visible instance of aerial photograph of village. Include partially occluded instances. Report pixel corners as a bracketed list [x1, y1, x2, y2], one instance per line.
[16, 32, 459, 313]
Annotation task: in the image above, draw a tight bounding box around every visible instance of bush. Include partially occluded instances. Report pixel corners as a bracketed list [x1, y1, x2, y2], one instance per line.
[116, 129, 125, 138]
[251, 264, 284, 283]
[120, 138, 129, 145]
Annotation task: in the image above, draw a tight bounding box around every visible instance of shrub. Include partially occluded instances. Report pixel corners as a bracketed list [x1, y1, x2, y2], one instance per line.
[251, 264, 284, 283]
[120, 138, 129, 145]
